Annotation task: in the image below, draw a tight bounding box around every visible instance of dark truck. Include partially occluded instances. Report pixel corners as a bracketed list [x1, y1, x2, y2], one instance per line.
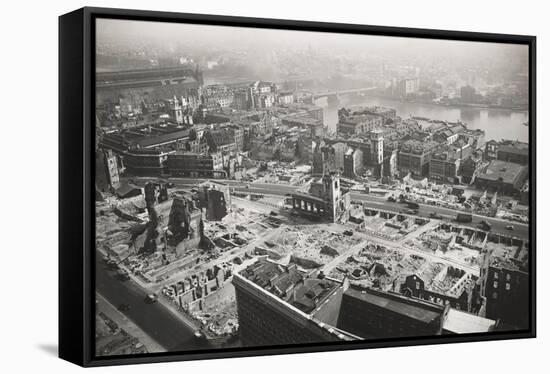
[479, 220, 492, 231]
[456, 213, 473, 223]
[406, 201, 420, 210]
[429, 212, 443, 219]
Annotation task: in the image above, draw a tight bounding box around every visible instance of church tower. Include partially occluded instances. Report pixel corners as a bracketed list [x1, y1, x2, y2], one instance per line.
[370, 129, 384, 165]
[371, 129, 384, 178]
[169, 96, 184, 124]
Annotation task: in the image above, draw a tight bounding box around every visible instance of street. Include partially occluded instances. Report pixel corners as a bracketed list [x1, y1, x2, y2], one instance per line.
[95, 256, 212, 352]
[349, 193, 529, 239]
[126, 176, 529, 240]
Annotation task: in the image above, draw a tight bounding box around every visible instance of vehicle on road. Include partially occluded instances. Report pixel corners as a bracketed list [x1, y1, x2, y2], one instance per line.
[117, 303, 131, 312]
[506, 225, 515, 231]
[479, 220, 492, 231]
[402, 209, 418, 215]
[456, 213, 473, 223]
[343, 229, 354, 236]
[387, 196, 396, 202]
[116, 269, 130, 280]
[406, 201, 420, 210]
[145, 293, 158, 304]
[429, 212, 443, 219]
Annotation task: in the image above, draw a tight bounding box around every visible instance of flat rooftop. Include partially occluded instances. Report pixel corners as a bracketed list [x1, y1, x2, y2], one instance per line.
[443, 308, 495, 334]
[478, 160, 526, 184]
[498, 141, 529, 155]
[344, 286, 443, 324]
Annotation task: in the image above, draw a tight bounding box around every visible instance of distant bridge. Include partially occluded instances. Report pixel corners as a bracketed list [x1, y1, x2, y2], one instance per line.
[312, 86, 377, 100]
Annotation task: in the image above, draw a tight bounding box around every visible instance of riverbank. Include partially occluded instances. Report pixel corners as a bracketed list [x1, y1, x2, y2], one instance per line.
[362, 94, 528, 113]
[320, 94, 529, 143]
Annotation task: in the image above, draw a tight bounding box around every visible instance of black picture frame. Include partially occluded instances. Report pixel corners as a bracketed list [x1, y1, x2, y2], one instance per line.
[59, 6, 536, 367]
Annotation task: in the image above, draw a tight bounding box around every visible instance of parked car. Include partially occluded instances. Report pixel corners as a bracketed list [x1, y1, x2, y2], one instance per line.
[506, 225, 515, 231]
[343, 229, 354, 236]
[145, 294, 158, 304]
[117, 304, 131, 312]
[456, 213, 473, 223]
[116, 269, 130, 280]
[479, 220, 492, 231]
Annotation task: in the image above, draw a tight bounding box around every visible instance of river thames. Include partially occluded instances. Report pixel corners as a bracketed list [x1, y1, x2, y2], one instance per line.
[319, 96, 529, 143]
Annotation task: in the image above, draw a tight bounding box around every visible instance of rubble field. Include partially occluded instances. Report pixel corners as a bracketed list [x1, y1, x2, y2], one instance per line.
[255, 225, 362, 268]
[328, 243, 423, 290]
[403, 225, 482, 269]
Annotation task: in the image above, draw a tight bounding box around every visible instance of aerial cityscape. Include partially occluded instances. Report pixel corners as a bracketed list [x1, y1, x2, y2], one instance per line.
[94, 18, 530, 356]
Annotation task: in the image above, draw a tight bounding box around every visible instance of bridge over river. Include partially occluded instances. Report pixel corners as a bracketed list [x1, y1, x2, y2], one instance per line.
[312, 86, 377, 100]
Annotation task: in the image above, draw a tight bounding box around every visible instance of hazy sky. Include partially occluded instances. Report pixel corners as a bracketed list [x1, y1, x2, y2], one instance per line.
[96, 18, 529, 62]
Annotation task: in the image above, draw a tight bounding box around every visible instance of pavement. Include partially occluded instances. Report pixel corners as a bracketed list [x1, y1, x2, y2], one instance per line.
[96, 293, 166, 354]
[95, 254, 212, 352]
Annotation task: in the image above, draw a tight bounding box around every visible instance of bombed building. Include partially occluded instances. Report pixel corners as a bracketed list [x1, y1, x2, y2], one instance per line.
[197, 182, 232, 221]
[139, 182, 204, 257]
[291, 173, 350, 222]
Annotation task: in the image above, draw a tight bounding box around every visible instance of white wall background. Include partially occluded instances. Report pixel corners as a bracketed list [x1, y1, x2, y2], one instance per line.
[0, 0, 546, 372]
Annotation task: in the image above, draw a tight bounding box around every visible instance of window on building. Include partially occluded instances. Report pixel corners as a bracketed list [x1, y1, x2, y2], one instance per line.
[506, 273, 511, 281]
[506, 283, 511, 290]
[492, 292, 498, 299]
[415, 282, 420, 290]
[493, 281, 498, 288]
[494, 272, 499, 279]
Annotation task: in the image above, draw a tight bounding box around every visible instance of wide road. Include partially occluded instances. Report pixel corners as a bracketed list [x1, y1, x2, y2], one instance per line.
[349, 193, 529, 240]
[127, 176, 529, 240]
[234, 183, 529, 240]
[95, 256, 212, 352]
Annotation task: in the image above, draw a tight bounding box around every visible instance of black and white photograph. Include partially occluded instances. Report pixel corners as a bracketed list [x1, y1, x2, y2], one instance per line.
[93, 16, 532, 358]
[4, 0, 550, 372]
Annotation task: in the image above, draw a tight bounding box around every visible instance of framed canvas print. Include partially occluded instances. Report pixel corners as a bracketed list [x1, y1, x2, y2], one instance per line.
[59, 7, 536, 367]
